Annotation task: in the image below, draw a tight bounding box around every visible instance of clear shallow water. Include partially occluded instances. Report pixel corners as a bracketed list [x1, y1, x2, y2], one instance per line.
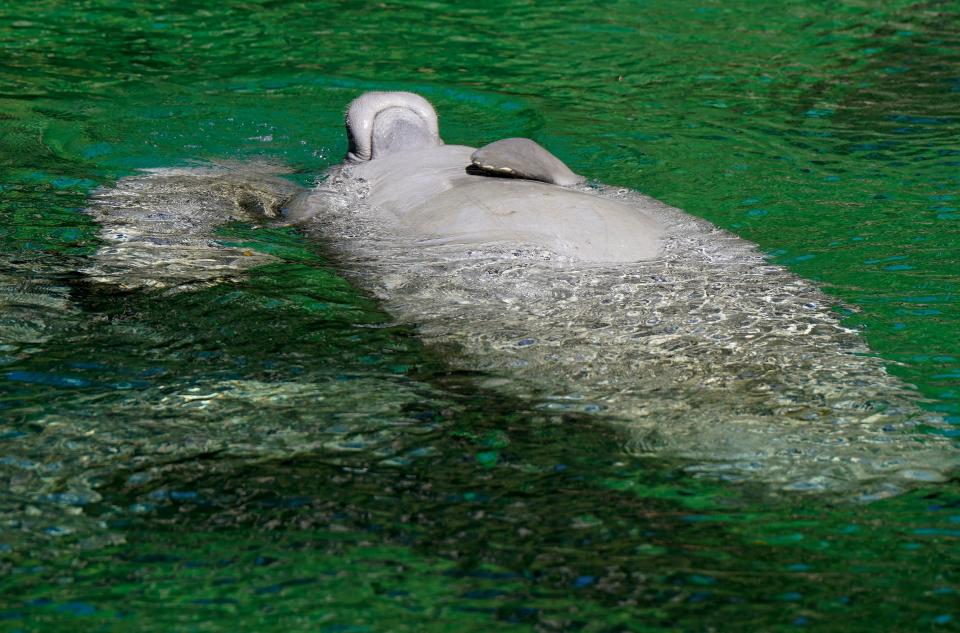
[1, 0, 959, 631]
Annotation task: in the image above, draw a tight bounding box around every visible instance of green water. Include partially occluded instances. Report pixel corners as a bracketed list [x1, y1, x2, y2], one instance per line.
[1, 0, 959, 630]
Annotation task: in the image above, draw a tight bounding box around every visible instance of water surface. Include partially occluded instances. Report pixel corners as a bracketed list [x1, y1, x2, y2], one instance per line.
[1, 0, 959, 630]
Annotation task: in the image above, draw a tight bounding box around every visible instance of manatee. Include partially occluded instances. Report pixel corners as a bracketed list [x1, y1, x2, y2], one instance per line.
[470, 137, 585, 186]
[81, 91, 958, 497]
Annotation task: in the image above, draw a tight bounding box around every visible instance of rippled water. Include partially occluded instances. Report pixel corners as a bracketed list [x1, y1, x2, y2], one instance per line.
[2, 1, 959, 631]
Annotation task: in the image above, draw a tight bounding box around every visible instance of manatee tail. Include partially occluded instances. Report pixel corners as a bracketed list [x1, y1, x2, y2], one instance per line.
[82, 162, 303, 292]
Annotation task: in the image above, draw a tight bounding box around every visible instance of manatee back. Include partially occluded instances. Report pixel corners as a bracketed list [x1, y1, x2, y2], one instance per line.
[407, 179, 662, 262]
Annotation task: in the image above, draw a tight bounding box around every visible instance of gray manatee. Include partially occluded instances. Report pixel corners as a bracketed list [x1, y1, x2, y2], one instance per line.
[284, 91, 661, 262]
[84, 91, 958, 497]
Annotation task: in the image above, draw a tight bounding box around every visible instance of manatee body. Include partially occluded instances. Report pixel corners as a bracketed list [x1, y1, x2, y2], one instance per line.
[81, 92, 958, 496]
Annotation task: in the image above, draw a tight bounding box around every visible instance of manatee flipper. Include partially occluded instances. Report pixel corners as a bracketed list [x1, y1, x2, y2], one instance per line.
[470, 138, 585, 186]
[84, 163, 303, 291]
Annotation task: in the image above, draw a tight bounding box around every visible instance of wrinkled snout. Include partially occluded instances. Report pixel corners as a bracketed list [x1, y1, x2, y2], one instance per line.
[345, 91, 443, 163]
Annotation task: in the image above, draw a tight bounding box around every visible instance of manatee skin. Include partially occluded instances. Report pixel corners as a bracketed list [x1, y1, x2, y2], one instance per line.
[347, 145, 661, 262]
[470, 137, 585, 186]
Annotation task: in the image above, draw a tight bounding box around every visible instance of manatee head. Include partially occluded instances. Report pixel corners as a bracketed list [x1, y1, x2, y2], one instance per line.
[345, 91, 443, 163]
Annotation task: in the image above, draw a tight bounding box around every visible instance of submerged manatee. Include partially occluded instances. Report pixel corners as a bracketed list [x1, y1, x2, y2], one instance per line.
[84, 91, 957, 497]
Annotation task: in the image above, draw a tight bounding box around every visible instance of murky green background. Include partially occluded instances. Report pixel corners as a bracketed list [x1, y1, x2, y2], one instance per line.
[1, 0, 959, 630]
